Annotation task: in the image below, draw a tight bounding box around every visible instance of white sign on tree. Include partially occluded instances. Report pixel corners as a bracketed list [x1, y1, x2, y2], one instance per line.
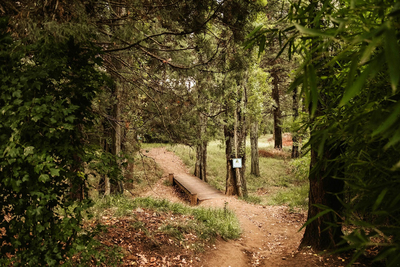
[232, 158, 242, 168]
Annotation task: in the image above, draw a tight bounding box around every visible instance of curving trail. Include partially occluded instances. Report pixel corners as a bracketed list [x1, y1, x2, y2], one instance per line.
[143, 147, 339, 267]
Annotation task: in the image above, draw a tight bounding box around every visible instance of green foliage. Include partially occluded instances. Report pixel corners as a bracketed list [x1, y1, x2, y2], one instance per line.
[290, 153, 310, 181]
[268, 183, 309, 209]
[248, 0, 400, 264]
[0, 18, 107, 266]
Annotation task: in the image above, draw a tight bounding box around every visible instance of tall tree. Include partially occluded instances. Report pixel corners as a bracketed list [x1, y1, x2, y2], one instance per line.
[247, 61, 270, 176]
[291, 86, 300, 158]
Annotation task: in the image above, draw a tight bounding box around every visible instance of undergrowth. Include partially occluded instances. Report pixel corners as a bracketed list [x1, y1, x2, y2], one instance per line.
[89, 195, 241, 241]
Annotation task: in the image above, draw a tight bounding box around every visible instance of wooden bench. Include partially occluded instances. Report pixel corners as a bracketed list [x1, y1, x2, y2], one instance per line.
[169, 173, 198, 205]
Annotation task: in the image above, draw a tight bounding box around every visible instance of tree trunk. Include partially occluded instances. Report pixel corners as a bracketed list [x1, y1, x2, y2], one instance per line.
[225, 83, 247, 197]
[300, 146, 344, 250]
[299, 0, 345, 251]
[291, 87, 300, 158]
[194, 141, 207, 182]
[102, 138, 111, 196]
[113, 87, 124, 194]
[194, 113, 208, 182]
[250, 120, 260, 176]
[272, 71, 282, 149]
[224, 125, 239, 196]
[110, 2, 125, 194]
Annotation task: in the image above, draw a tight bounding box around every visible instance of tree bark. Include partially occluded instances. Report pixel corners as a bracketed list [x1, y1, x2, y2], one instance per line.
[300, 145, 344, 250]
[194, 112, 208, 182]
[110, 1, 125, 194]
[194, 141, 207, 182]
[291, 86, 300, 158]
[112, 86, 124, 194]
[224, 125, 239, 196]
[250, 120, 260, 176]
[271, 70, 282, 149]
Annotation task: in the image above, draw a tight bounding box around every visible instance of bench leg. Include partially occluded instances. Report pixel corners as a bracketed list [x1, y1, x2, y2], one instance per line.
[191, 193, 198, 206]
[169, 173, 174, 184]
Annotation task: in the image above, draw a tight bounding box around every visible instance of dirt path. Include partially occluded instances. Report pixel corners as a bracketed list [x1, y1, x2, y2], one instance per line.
[143, 147, 345, 267]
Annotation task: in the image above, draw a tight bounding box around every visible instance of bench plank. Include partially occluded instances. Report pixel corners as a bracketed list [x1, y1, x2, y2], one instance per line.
[169, 173, 224, 205]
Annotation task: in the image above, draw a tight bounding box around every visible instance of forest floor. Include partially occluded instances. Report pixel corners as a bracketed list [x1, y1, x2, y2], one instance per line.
[113, 147, 364, 267]
[95, 144, 375, 267]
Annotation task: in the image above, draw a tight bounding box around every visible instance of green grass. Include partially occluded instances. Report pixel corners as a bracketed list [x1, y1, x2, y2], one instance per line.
[89, 195, 241, 241]
[167, 135, 310, 209]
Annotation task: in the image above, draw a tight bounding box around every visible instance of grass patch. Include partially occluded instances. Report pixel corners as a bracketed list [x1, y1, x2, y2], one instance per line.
[239, 195, 262, 205]
[268, 182, 309, 209]
[165, 144, 196, 173]
[89, 195, 241, 241]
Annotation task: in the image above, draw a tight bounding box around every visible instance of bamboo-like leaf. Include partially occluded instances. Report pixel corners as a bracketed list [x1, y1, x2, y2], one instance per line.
[276, 36, 292, 60]
[317, 131, 327, 157]
[372, 101, 400, 136]
[373, 247, 398, 263]
[258, 35, 266, 56]
[384, 27, 400, 92]
[309, 65, 318, 117]
[288, 75, 304, 93]
[384, 127, 400, 149]
[389, 191, 400, 208]
[243, 39, 256, 50]
[387, 251, 400, 267]
[360, 37, 381, 64]
[245, 25, 263, 39]
[339, 57, 379, 106]
[294, 23, 335, 37]
[299, 209, 332, 231]
[345, 54, 359, 93]
[372, 188, 388, 211]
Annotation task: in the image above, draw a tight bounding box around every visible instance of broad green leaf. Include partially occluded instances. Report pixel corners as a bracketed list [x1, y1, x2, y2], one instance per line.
[39, 174, 50, 183]
[50, 168, 60, 177]
[24, 146, 34, 156]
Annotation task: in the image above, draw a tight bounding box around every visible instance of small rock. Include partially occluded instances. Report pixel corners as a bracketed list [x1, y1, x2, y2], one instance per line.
[135, 208, 144, 213]
[282, 257, 286, 260]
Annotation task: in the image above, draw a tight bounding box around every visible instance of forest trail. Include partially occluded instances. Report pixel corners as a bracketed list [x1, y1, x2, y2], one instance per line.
[143, 147, 344, 267]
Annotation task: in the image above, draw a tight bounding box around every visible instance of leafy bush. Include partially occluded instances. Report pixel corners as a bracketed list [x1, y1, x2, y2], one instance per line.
[290, 153, 310, 181]
[0, 18, 108, 266]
